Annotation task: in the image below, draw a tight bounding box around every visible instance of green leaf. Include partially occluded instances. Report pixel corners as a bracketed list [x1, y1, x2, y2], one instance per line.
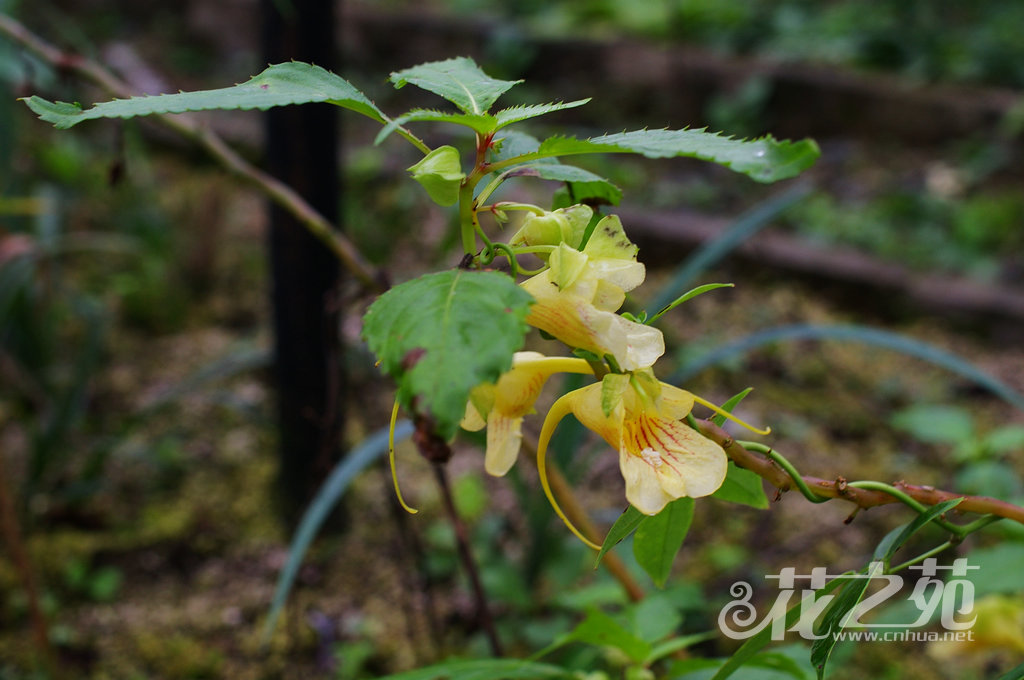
[950, 543, 1024, 598]
[646, 631, 717, 664]
[890, 404, 975, 446]
[872, 498, 963, 563]
[809, 569, 876, 679]
[710, 578, 847, 680]
[376, 658, 573, 680]
[23, 62, 384, 129]
[629, 595, 682, 644]
[648, 282, 734, 324]
[566, 179, 624, 206]
[633, 497, 695, 588]
[595, 505, 645, 567]
[711, 387, 754, 428]
[362, 271, 533, 440]
[567, 608, 652, 663]
[533, 129, 820, 183]
[996, 661, 1024, 680]
[507, 163, 623, 205]
[712, 461, 769, 509]
[490, 130, 545, 163]
[390, 57, 522, 115]
[375, 108, 498, 144]
[492, 100, 591, 129]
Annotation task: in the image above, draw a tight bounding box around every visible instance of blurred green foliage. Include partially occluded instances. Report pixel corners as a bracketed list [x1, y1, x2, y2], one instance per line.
[431, 0, 1024, 89]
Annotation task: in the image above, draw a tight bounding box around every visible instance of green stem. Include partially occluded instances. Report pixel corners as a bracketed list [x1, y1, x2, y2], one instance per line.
[847, 481, 964, 534]
[739, 441, 831, 503]
[889, 541, 955, 574]
[458, 180, 479, 256]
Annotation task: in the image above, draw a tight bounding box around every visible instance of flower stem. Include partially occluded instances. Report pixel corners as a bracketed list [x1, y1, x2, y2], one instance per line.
[432, 462, 504, 656]
[0, 455, 56, 675]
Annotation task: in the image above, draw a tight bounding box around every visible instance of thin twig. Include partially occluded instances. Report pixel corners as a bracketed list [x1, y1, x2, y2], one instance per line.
[0, 13, 384, 292]
[696, 420, 1024, 526]
[0, 455, 56, 674]
[432, 463, 504, 657]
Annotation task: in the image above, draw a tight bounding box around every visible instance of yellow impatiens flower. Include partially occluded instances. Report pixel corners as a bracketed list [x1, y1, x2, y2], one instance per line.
[520, 214, 664, 371]
[537, 370, 768, 548]
[461, 352, 593, 476]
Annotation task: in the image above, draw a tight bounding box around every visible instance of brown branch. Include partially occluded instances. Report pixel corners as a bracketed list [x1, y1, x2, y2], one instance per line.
[0, 13, 385, 293]
[0, 456, 56, 674]
[520, 438, 647, 603]
[696, 420, 1024, 525]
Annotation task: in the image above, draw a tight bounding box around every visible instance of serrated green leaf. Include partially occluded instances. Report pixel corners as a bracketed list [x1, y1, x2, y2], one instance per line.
[595, 505, 645, 567]
[531, 129, 819, 183]
[492, 100, 590, 129]
[712, 461, 769, 509]
[376, 658, 572, 680]
[23, 62, 384, 129]
[390, 57, 522, 115]
[362, 271, 533, 439]
[633, 497, 695, 588]
[375, 108, 499, 144]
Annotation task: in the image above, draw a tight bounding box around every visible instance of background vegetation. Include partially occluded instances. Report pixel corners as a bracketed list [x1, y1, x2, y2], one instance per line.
[1, 0, 1022, 678]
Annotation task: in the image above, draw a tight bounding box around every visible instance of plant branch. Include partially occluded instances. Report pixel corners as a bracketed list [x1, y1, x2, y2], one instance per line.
[0, 14, 385, 292]
[431, 463, 504, 657]
[696, 420, 1024, 526]
[520, 438, 646, 602]
[0, 455, 55, 674]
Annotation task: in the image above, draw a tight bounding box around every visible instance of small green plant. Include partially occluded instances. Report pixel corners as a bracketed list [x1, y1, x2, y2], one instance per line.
[14, 51, 1024, 680]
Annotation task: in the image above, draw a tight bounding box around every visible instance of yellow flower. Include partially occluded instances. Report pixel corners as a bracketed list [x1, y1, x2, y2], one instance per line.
[520, 214, 664, 371]
[537, 370, 768, 549]
[461, 352, 593, 476]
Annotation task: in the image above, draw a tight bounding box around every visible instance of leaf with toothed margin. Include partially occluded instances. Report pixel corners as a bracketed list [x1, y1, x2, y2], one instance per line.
[492, 100, 591, 128]
[374, 100, 592, 145]
[22, 62, 384, 129]
[375, 108, 498, 144]
[361, 270, 533, 440]
[532, 129, 820, 183]
[389, 57, 522, 115]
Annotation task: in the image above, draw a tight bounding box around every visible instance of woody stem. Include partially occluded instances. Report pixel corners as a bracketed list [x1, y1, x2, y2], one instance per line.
[696, 420, 1024, 527]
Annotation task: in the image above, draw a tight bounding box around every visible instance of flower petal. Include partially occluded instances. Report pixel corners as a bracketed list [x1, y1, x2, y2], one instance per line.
[485, 412, 524, 476]
[620, 448, 675, 515]
[623, 415, 727, 501]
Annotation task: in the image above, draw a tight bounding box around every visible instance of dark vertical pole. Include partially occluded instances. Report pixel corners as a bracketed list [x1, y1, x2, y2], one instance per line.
[262, 0, 343, 525]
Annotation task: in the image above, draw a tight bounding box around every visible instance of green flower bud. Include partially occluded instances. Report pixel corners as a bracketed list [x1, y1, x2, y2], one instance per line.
[407, 146, 465, 206]
[510, 204, 593, 252]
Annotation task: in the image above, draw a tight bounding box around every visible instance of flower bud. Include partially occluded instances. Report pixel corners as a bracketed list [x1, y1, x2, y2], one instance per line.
[509, 204, 593, 252]
[407, 145, 465, 206]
